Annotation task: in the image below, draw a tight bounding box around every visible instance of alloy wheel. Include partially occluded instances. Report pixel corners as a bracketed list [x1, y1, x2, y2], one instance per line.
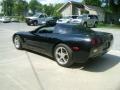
[14, 36, 21, 49]
[55, 47, 69, 65]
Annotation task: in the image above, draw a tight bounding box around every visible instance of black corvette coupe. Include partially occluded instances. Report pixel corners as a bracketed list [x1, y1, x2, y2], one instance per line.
[13, 24, 113, 67]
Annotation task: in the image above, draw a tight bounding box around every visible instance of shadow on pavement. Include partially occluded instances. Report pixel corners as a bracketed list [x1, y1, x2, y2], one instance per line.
[24, 49, 54, 60]
[71, 54, 120, 72]
[24, 49, 120, 72]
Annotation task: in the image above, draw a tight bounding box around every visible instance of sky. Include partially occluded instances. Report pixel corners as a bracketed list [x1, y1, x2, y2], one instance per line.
[26, 0, 83, 4]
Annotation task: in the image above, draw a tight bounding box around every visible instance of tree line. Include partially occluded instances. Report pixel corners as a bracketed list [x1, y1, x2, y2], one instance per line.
[1, 0, 120, 17]
[0, 0, 63, 17]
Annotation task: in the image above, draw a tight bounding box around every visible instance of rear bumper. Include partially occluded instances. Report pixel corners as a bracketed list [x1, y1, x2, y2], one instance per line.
[72, 40, 113, 63]
[72, 51, 90, 63]
[72, 49, 108, 63]
[89, 39, 113, 58]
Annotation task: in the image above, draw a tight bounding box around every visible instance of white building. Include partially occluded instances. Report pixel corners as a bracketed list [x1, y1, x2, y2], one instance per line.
[58, 1, 105, 22]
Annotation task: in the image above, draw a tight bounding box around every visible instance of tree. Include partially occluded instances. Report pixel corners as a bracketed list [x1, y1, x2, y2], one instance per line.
[102, 0, 120, 23]
[109, 0, 120, 12]
[101, 0, 120, 13]
[29, 0, 42, 14]
[83, 0, 101, 7]
[42, 3, 63, 17]
[1, 0, 28, 17]
[13, 0, 28, 16]
[43, 4, 54, 16]
[1, 0, 14, 16]
[53, 3, 63, 17]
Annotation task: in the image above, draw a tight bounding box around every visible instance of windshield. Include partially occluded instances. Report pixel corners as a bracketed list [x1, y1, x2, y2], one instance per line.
[33, 13, 40, 17]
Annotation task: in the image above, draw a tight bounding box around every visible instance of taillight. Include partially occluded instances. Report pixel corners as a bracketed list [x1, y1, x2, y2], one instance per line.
[91, 38, 100, 46]
[91, 39, 97, 46]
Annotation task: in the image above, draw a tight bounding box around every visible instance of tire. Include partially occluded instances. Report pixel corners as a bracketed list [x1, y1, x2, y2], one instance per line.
[83, 22, 87, 27]
[67, 21, 70, 23]
[33, 20, 38, 26]
[54, 44, 74, 67]
[27, 23, 31, 26]
[94, 22, 98, 28]
[13, 35, 23, 50]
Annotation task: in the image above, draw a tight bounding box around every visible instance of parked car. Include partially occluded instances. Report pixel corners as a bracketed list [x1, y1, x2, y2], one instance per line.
[46, 17, 58, 26]
[11, 18, 19, 22]
[71, 14, 99, 27]
[57, 15, 78, 24]
[12, 24, 113, 67]
[0, 16, 11, 23]
[25, 13, 53, 26]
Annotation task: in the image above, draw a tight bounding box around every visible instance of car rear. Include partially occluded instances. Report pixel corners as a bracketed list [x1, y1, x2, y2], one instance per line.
[54, 24, 114, 63]
[25, 18, 34, 25]
[89, 32, 113, 58]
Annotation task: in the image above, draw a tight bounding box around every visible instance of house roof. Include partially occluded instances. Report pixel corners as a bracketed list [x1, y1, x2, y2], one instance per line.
[85, 5, 103, 12]
[57, 1, 104, 13]
[57, 1, 84, 12]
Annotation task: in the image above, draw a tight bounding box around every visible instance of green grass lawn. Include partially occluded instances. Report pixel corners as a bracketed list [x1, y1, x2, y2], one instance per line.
[97, 23, 120, 29]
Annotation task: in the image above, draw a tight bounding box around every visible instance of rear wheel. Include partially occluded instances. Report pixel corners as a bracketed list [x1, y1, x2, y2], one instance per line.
[83, 22, 87, 27]
[13, 35, 22, 50]
[94, 22, 98, 28]
[33, 21, 38, 26]
[54, 44, 73, 67]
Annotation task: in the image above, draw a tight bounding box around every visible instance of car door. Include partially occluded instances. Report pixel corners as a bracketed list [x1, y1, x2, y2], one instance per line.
[26, 26, 54, 54]
[23, 31, 47, 53]
[87, 15, 94, 27]
[38, 15, 46, 24]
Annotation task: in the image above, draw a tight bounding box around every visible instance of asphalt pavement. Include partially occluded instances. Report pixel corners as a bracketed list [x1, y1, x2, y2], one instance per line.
[0, 22, 120, 90]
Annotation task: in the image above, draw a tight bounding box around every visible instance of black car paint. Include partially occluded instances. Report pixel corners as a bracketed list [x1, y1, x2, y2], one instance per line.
[13, 24, 113, 63]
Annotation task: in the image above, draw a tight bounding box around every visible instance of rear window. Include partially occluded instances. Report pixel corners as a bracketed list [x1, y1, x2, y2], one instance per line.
[88, 15, 98, 19]
[71, 16, 78, 19]
[54, 24, 94, 34]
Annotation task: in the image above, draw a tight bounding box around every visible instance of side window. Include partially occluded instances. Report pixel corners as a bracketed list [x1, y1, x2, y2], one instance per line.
[39, 15, 45, 18]
[94, 16, 98, 19]
[38, 27, 54, 33]
[88, 15, 92, 19]
[72, 16, 78, 19]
